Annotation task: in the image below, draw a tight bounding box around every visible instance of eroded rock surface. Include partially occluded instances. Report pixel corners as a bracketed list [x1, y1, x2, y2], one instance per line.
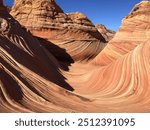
[96, 24, 115, 42]
[91, 1, 150, 65]
[1, 0, 150, 112]
[11, 0, 106, 62]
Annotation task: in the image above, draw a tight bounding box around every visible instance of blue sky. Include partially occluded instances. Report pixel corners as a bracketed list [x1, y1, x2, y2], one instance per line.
[4, 0, 142, 31]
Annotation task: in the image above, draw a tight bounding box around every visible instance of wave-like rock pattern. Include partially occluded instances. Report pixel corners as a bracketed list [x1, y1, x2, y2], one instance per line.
[10, 0, 106, 62]
[0, 0, 97, 112]
[66, 40, 150, 112]
[1, 0, 150, 112]
[0, 8, 102, 112]
[91, 1, 150, 66]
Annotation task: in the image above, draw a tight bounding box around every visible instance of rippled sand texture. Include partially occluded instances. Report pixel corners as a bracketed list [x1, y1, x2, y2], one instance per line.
[1, 0, 150, 112]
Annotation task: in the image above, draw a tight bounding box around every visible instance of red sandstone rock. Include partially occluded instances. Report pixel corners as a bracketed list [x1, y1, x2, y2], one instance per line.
[91, 1, 150, 65]
[96, 24, 115, 42]
[1, 0, 150, 112]
[10, 0, 106, 62]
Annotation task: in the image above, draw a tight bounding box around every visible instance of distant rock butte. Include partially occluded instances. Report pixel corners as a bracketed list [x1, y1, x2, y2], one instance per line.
[11, 0, 106, 62]
[96, 24, 115, 42]
[91, 1, 150, 65]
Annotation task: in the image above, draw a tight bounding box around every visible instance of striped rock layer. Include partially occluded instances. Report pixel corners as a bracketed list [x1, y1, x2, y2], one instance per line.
[0, 1, 150, 112]
[10, 0, 106, 62]
[91, 1, 150, 66]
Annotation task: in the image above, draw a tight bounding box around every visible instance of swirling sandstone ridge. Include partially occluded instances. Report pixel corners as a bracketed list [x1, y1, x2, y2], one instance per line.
[1, 0, 150, 112]
[91, 1, 150, 65]
[10, 0, 106, 62]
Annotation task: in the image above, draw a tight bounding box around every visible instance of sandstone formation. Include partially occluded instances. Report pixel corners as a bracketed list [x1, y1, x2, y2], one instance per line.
[67, 40, 150, 112]
[96, 24, 115, 42]
[91, 1, 150, 65]
[1, 0, 150, 112]
[0, 6, 94, 112]
[10, 0, 106, 62]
